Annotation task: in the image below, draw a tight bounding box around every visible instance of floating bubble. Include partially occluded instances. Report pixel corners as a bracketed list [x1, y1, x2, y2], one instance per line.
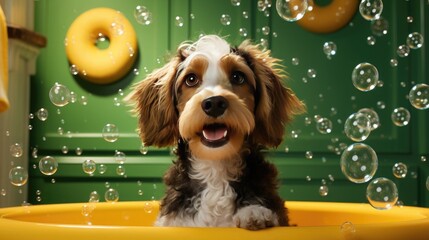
[371, 17, 388, 36]
[134, 5, 152, 25]
[340, 143, 378, 183]
[79, 95, 88, 106]
[319, 185, 328, 197]
[307, 68, 317, 78]
[114, 151, 126, 164]
[262, 26, 270, 35]
[305, 151, 313, 159]
[359, 0, 383, 21]
[390, 58, 398, 67]
[116, 165, 126, 176]
[316, 118, 332, 134]
[10, 143, 23, 158]
[111, 22, 124, 36]
[406, 16, 413, 23]
[406, 32, 424, 49]
[1, 188, 6, 196]
[70, 91, 78, 103]
[105, 188, 119, 202]
[392, 162, 407, 179]
[49, 83, 71, 107]
[36, 108, 49, 121]
[242, 11, 249, 19]
[70, 64, 79, 75]
[89, 191, 99, 203]
[366, 177, 398, 210]
[76, 147, 83, 156]
[9, 166, 28, 186]
[291, 57, 299, 66]
[323, 41, 337, 59]
[421, 156, 427, 162]
[367, 36, 376, 45]
[231, 0, 241, 6]
[82, 159, 96, 175]
[102, 124, 119, 143]
[238, 27, 248, 37]
[220, 14, 231, 25]
[391, 107, 410, 127]
[275, 0, 308, 22]
[376, 101, 386, 109]
[340, 222, 356, 237]
[175, 16, 184, 27]
[352, 63, 379, 92]
[357, 108, 380, 130]
[143, 201, 154, 213]
[98, 164, 107, 174]
[408, 83, 429, 110]
[61, 146, 68, 154]
[39, 156, 58, 175]
[344, 112, 371, 142]
[397, 45, 410, 57]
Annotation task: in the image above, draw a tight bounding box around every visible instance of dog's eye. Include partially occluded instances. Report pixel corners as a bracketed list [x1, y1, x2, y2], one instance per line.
[185, 74, 199, 87]
[231, 71, 246, 85]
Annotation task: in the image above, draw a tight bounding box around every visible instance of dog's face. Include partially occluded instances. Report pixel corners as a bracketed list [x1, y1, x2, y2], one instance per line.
[127, 35, 304, 160]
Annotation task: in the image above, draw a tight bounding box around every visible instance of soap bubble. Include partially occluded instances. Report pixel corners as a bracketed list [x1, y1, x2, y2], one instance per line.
[144, 201, 154, 213]
[75, 147, 83, 156]
[366, 177, 398, 210]
[359, 0, 383, 21]
[344, 112, 371, 142]
[175, 16, 184, 27]
[231, 0, 240, 6]
[102, 124, 119, 142]
[319, 185, 329, 196]
[89, 191, 100, 203]
[357, 108, 380, 130]
[391, 107, 410, 127]
[291, 57, 299, 65]
[397, 45, 410, 57]
[305, 151, 313, 159]
[61, 146, 68, 154]
[98, 164, 107, 174]
[116, 165, 126, 176]
[307, 68, 317, 78]
[367, 36, 376, 46]
[392, 162, 407, 179]
[36, 108, 49, 121]
[49, 83, 71, 107]
[220, 14, 231, 25]
[316, 118, 332, 134]
[134, 5, 152, 25]
[39, 156, 58, 175]
[114, 151, 126, 164]
[352, 63, 379, 92]
[340, 143, 378, 183]
[105, 188, 119, 202]
[408, 83, 429, 110]
[82, 159, 96, 175]
[323, 41, 337, 59]
[10, 143, 23, 157]
[70, 64, 79, 75]
[9, 166, 28, 186]
[262, 26, 270, 35]
[371, 17, 388, 36]
[238, 28, 248, 37]
[406, 32, 424, 49]
[275, 0, 308, 22]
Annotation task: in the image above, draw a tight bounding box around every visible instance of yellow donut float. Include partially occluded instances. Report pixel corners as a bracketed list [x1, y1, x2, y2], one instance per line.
[297, 0, 359, 34]
[65, 8, 138, 84]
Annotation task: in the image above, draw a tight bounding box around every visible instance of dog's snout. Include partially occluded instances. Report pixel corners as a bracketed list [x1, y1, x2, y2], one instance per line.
[201, 96, 228, 118]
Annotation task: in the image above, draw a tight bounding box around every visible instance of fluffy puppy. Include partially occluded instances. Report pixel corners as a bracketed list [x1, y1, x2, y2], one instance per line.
[127, 35, 304, 230]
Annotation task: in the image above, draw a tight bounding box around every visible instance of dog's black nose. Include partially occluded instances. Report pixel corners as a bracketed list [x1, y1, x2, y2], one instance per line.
[201, 96, 228, 118]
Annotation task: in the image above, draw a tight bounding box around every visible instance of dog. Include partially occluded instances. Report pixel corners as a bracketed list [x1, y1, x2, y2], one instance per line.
[126, 35, 305, 230]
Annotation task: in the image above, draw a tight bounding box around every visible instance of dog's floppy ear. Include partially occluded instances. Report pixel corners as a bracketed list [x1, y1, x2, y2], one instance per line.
[237, 40, 306, 147]
[126, 54, 183, 147]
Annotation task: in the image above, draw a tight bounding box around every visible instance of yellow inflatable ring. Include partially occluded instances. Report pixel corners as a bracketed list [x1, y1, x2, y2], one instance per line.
[297, 0, 358, 34]
[65, 8, 138, 84]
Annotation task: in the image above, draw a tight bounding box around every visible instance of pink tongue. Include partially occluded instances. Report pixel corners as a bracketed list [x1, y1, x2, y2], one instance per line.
[202, 126, 227, 141]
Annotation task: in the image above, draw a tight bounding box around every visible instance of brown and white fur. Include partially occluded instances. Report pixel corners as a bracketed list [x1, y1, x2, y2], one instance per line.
[126, 35, 305, 230]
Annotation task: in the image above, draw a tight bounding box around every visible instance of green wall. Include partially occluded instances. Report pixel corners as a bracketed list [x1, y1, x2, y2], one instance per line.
[29, 0, 429, 207]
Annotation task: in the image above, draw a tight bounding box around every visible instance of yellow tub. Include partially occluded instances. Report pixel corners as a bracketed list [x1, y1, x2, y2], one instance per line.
[0, 201, 428, 240]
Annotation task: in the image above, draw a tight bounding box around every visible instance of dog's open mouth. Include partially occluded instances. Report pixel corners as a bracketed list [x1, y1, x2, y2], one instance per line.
[200, 123, 229, 147]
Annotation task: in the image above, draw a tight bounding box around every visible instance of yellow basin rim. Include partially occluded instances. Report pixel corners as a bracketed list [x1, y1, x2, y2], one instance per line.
[0, 201, 428, 240]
